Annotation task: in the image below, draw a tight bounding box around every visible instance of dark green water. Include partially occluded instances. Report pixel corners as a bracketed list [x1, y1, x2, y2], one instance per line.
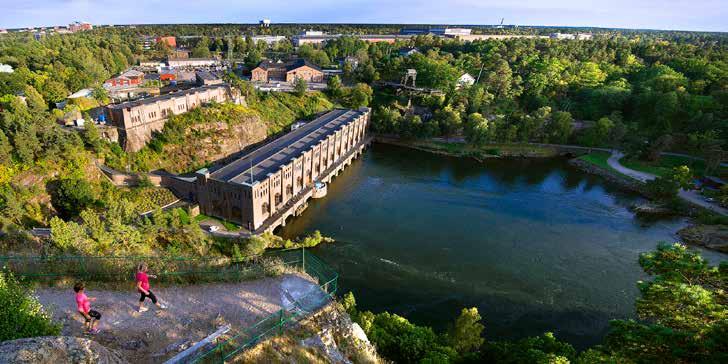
[280, 144, 724, 349]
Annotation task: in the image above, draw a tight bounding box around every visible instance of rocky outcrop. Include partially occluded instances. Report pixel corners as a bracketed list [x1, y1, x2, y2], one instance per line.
[631, 202, 675, 217]
[678, 224, 728, 253]
[0, 336, 127, 364]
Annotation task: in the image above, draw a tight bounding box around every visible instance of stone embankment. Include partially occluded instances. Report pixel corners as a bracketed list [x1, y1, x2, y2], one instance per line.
[568, 158, 650, 197]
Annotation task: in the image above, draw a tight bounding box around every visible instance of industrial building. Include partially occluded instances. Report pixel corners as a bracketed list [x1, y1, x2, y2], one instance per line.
[105, 85, 232, 151]
[193, 107, 371, 231]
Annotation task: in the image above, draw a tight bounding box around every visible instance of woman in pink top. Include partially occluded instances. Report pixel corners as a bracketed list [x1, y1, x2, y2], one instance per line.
[136, 263, 167, 312]
[73, 282, 101, 333]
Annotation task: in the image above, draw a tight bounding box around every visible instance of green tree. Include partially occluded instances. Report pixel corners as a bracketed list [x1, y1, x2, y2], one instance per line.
[448, 307, 485, 353]
[347, 83, 373, 109]
[327, 75, 343, 99]
[0, 271, 61, 341]
[464, 112, 490, 146]
[50, 178, 95, 218]
[293, 77, 308, 97]
[436, 106, 462, 140]
[23, 85, 47, 112]
[546, 111, 574, 144]
[0, 130, 12, 165]
[579, 117, 614, 147]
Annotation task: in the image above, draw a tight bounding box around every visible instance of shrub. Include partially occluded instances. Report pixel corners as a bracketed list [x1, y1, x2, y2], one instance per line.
[0, 271, 61, 341]
[50, 178, 95, 218]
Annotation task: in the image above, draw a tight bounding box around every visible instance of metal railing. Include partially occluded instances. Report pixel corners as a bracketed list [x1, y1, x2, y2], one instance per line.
[188, 249, 337, 363]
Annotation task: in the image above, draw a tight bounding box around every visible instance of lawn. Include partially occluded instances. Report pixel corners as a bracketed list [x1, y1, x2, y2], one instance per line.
[620, 155, 711, 178]
[194, 214, 241, 231]
[578, 151, 613, 170]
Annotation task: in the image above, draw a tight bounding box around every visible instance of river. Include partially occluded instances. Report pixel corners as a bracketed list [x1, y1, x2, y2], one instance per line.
[280, 143, 725, 349]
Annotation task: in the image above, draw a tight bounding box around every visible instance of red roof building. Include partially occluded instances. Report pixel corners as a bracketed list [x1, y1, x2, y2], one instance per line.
[156, 36, 177, 48]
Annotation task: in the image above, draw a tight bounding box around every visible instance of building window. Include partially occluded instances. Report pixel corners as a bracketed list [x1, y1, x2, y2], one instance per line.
[262, 202, 270, 214]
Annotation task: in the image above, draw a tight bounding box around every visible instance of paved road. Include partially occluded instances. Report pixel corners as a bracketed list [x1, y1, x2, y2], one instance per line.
[608, 150, 728, 216]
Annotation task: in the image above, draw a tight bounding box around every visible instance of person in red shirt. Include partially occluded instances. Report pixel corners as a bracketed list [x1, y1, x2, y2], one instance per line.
[136, 263, 167, 312]
[73, 282, 101, 334]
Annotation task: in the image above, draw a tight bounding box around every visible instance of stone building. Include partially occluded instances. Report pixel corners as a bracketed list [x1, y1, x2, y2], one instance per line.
[251, 59, 324, 83]
[105, 85, 230, 151]
[193, 107, 371, 231]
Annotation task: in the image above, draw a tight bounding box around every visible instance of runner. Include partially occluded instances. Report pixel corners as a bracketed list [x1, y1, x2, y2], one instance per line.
[73, 282, 101, 334]
[136, 262, 167, 312]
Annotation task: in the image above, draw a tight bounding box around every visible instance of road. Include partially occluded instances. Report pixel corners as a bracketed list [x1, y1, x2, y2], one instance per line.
[608, 150, 728, 216]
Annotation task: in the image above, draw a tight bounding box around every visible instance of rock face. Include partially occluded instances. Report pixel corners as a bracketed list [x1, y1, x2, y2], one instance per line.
[0, 336, 127, 364]
[678, 225, 728, 253]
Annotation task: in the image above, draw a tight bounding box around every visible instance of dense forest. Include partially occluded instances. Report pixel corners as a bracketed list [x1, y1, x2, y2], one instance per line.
[1, 24, 727, 363]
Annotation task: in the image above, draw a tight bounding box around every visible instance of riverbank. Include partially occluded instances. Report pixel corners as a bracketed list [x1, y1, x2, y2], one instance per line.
[374, 137, 565, 161]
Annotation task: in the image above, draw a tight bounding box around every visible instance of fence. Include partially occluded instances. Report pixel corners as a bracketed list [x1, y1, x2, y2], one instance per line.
[188, 249, 337, 363]
[0, 248, 338, 363]
[0, 248, 336, 288]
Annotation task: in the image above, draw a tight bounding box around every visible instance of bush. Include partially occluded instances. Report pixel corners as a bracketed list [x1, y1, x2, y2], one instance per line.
[49, 178, 95, 218]
[0, 271, 61, 341]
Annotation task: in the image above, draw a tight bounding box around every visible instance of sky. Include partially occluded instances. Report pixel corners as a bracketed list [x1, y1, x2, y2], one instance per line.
[1, 0, 726, 32]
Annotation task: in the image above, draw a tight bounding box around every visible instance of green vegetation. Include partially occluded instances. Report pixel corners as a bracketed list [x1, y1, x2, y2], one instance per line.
[578, 152, 614, 171]
[229, 231, 333, 261]
[397, 139, 559, 159]
[0, 271, 61, 341]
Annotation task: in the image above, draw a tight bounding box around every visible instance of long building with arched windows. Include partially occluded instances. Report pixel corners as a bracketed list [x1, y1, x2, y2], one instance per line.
[191, 107, 371, 232]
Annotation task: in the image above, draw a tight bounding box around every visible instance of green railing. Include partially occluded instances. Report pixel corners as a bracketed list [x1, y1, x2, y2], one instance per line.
[0, 249, 316, 284]
[189, 249, 338, 363]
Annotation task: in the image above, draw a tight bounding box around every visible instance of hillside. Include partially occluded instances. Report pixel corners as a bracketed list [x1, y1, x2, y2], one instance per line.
[103, 92, 334, 174]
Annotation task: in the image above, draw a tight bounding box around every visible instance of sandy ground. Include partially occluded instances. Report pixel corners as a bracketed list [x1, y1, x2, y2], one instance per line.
[34, 274, 321, 363]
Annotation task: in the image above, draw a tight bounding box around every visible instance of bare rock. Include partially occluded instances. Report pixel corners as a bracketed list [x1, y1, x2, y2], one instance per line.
[678, 224, 728, 253]
[631, 202, 675, 216]
[0, 336, 127, 364]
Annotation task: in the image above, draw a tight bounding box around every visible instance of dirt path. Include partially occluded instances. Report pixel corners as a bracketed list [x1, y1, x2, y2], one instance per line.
[34, 274, 320, 363]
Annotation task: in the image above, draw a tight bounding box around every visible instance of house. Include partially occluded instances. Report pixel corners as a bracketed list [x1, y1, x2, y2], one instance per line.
[196, 70, 223, 86]
[398, 47, 420, 57]
[251, 59, 324, 83]
[104, 70, 145, 88]
[457, 73, 476, 88]
[0, 64, 13, 73]
[156, 36, 176, 48]
[69, 21, 92, 33]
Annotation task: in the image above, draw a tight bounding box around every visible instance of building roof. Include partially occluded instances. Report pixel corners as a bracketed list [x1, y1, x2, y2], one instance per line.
[120, 69, 144, 78]
[106, 84, 227, 110]
[195, 70, 220, 81]
[210, 108, 367, 185]
[255, 58, 322, 73]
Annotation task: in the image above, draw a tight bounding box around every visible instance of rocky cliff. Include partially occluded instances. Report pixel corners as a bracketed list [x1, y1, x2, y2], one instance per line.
[0, 336, 126, 364]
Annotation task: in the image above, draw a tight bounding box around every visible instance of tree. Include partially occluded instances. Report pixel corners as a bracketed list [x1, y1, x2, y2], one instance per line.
[546, 111, 574, 144]
[191, 37, 212, 58]
[0, 271, 61, 341]
[579, 117, 614, 147]
[347, 83, 373, 109]
[23, 85, 46, 112]
[293, 77, 307, 97]
[464, 112, 489, 146]
[436, 106, 462, 140]
[327, 75, 343, 99]
[601, 243, 728, 363]
[0, 130, 12, 165]
[50, 178, 95, 218]
[448, 307, 485, 353]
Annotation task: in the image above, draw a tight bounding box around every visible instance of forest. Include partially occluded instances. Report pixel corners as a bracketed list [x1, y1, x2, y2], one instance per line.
[0, 24, 727, 363]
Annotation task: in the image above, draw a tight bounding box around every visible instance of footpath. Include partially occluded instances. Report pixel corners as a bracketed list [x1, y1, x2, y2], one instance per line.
[34, 274, 320, 363]
[607, 150, 728, 216]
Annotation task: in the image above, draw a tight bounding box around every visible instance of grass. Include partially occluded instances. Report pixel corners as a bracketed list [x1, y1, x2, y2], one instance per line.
[577, 151, 612, 169]
[195, 214, 242, 231]
[620, 155, 709, 178]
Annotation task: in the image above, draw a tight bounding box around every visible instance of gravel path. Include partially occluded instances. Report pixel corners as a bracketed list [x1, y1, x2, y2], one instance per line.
[34, 274, 320, 363]
[608, 150, 728, 216]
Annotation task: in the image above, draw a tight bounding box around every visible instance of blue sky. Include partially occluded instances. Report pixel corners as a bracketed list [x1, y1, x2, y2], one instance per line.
[1, 0, 726, 32]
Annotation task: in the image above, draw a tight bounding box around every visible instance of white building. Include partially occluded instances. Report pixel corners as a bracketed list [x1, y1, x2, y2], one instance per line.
[251, 35, 287, 45]
[0, 64, 13, 73]
[457, 73, 476, 88]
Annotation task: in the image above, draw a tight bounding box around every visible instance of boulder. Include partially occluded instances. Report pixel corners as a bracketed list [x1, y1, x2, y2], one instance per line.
[0, 336, 127, 364]
[678, 224, 728, 253]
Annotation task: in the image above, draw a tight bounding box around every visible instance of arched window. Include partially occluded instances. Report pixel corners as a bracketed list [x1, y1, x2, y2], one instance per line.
[261, 202, 270, 214]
